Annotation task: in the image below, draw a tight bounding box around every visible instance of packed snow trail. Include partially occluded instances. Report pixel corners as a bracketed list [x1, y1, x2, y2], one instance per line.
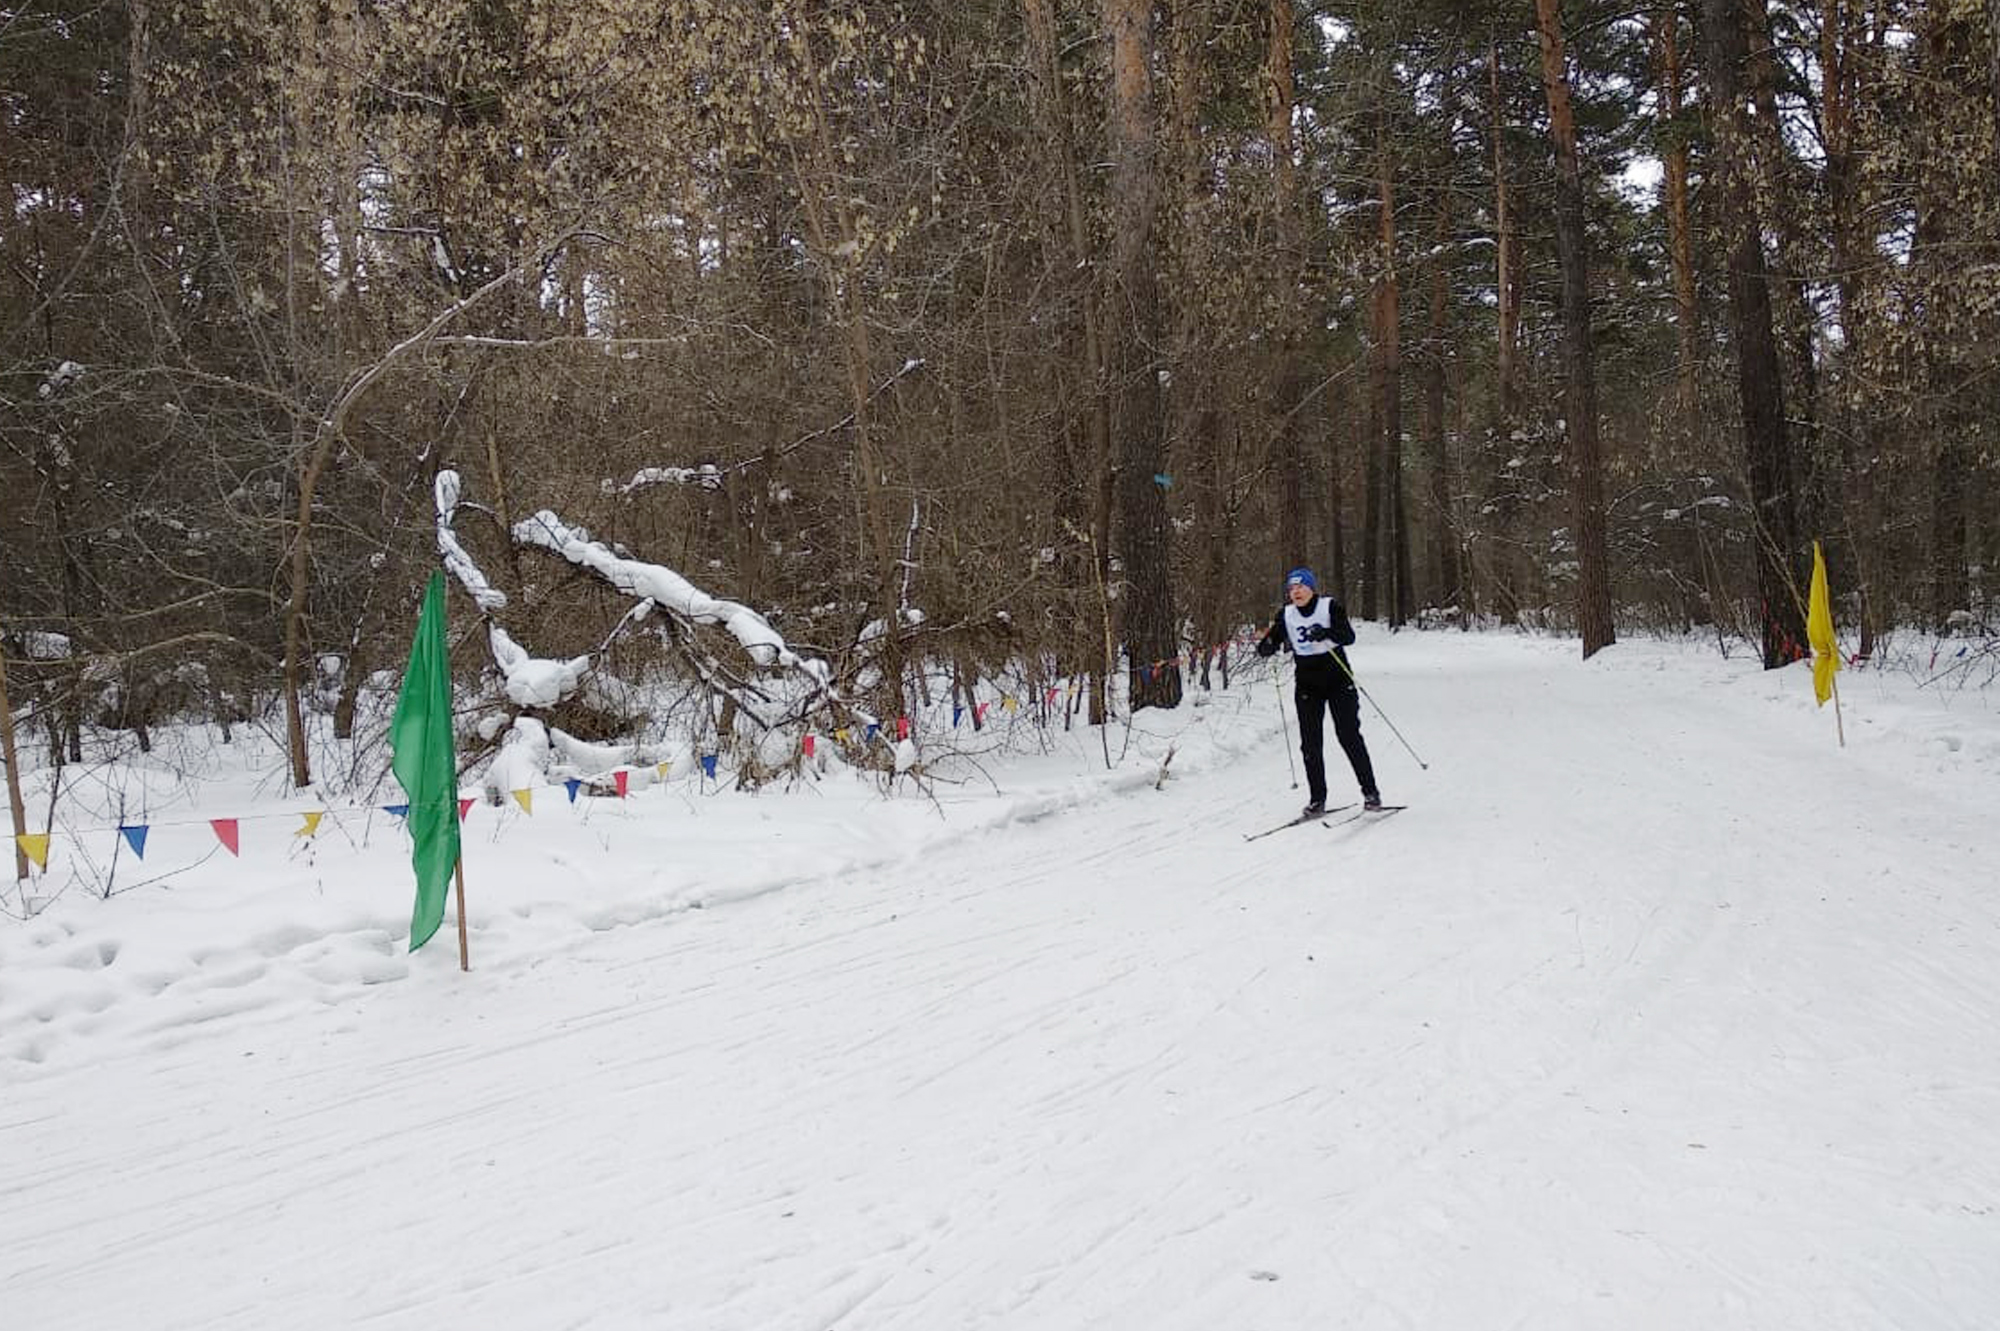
[2, 634, 1996, 1329]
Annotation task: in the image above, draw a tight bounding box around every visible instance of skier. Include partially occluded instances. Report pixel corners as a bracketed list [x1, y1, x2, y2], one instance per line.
[1255, 567, 1382, 817]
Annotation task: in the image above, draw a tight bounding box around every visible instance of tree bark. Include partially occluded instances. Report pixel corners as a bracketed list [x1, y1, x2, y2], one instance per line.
[1490, 38, 1519, 423]
[1365, 103, 1400, 624]
[1102, 0, 1181, 708]
[1423, 195, 1457, 613]
[1266, 0, 1306, 563]
[1533, 0, 1616, 657]
[1658, 5, 1699, 419]
[1819, 0, 1878, 656]
[1744, 0, 1822, 534]
[1702, 0, 1806, 667]
[1989, 0, 2000, 170]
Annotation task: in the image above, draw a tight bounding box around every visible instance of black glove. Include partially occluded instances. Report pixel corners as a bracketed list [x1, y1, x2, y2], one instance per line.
[1256, 636, 1278, 658]
[1302, 624, 1331, 642]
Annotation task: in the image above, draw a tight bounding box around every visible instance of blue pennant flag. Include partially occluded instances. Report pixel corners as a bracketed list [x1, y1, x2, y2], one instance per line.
[564, 779, 582, 803]
[700, 754, 718, 779]
[866, 723, 879, 743]
[952, 706, 963, 728]
[383, 803, 410, 818]
[119, 825, 149, 859]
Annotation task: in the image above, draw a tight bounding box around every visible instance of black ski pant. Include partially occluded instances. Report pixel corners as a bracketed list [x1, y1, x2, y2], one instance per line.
[1295, 665, 1378, 806]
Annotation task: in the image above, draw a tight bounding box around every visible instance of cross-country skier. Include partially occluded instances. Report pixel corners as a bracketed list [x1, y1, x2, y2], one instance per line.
[1255, 567, 1382, 817]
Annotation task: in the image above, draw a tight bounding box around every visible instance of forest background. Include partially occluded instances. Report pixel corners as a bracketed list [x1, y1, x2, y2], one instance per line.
[3, 0, 1995, 834]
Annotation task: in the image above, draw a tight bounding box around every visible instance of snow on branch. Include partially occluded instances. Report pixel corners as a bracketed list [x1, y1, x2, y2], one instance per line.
[512, 509, 832, 692]
[489, 624, 588, 707]
[435, 469, 507, 612]
[605, 465, 724, 498]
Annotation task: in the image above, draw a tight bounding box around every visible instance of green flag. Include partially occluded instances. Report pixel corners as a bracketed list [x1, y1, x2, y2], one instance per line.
[390, 571, 460, 952]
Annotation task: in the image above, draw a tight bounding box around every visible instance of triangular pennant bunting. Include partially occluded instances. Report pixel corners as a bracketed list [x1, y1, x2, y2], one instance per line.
[803, 734, 816, 759]
[656, 761, 670, 778]
[701, 754, 718, 779]
[15, 833, 49, 871]
[457, 797, 475, 822]
[211, 819, 240, 857]
[565, 779, 582, 803]
[120, 825, 149, 859]
[614, 770, 629, 798]
[512, 788, 533, 814]
[384, 803, 410, 818]
[296, 811, 325, 838]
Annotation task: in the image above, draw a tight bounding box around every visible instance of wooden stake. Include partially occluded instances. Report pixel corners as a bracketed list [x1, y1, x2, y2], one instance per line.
[1831, 673, 1846, 748]
[453, 856, 470, 972]
[0, 634, 28, 881]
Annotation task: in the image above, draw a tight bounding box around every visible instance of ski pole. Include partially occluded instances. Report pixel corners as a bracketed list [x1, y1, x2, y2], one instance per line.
[1273, 661, 1299, 788]
[1330, 652, 1428, 770]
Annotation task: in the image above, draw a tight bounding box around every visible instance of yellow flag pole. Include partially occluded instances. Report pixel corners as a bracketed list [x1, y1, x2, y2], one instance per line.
[453, 856, 470, 972]
[1831, 674, 1845, 748]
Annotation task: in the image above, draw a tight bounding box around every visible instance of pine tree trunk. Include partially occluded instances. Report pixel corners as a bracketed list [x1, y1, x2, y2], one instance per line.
[1266, 0, 1305, 564]
[1423, 198, 1457, 613]
[1490, 39, 1519, 424]
[1820, 0, 1878, 656]
[1703, 0, 1806, 667]
[1103, 0, 1181, 709]
[1533, 0, 1616, 658]
[1745, 2, 1823, 541]
[1367, 106, 1400, 624]
[1658, 6, 1699, 419]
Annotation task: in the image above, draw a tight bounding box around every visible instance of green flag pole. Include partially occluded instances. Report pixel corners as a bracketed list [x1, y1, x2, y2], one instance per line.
[454, 857, 470, 972]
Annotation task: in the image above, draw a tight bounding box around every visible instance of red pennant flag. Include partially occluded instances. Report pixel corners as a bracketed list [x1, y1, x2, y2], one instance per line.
[1045, 686, 1059, 705]
[897, 716, 910, 740]
[211, 819, 240, 857]
[614, 769, 630, 798]
[975, 702, 990, 723]
[803, 734, 816, 758]
[457, 797, 475, 822]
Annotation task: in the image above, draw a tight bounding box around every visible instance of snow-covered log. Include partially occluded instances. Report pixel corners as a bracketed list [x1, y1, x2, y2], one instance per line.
[435, 471, 507, 612]
[512, 510, 833, 691]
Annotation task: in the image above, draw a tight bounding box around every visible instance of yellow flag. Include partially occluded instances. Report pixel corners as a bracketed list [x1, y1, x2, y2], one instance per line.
[1807, 540, 1840, 707]
[656, 762, 670, 778]
[512, 788, 534, 814]
[16, 832, 50, 870]
[297, 811, 325, 838]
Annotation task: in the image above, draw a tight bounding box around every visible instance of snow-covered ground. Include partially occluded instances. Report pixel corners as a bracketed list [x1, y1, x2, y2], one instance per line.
[4, 630, 1997, 1329]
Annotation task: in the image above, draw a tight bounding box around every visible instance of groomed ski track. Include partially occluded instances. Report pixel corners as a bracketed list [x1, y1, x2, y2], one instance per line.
[3, 634, 1996, 1329]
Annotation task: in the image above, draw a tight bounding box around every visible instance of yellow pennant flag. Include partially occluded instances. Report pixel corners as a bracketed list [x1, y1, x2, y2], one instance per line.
[16, 832, 50, 870]
[513, 788, 534, 814]
[834, 727, 850, 743]
[656, 762, 670, 779]
[296, 811, 325, 838]
[1807, 541, 1840, 707]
